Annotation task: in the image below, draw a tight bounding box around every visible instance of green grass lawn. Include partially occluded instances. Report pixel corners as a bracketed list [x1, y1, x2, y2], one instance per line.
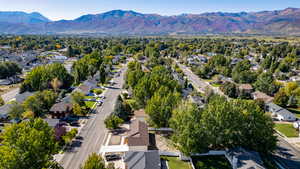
[161, 156, 191, 169]
[275, 123, 299, 137]
[211, 83, 222, 87]
[287, 108, 300, 118]
[85, 101, 95, 109]
[192, 156, 232, 169]
[84, 96, 96, 109]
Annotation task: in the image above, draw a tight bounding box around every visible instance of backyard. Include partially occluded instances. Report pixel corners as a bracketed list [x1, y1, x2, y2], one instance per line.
[161, 156, 192, 169]
[275, 123, 299, 137]
[191, 156, 232, 169]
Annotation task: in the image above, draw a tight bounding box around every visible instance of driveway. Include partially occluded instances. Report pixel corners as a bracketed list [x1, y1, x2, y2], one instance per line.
[274, 136, 300, 169]
[1, 87, 20, 103]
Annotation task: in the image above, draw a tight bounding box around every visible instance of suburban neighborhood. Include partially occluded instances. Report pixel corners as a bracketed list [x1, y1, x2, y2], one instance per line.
[0, 2, 300, 169]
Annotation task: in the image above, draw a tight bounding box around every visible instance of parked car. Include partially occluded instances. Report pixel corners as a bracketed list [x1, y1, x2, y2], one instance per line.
[105, 154, 121, 161]
[99, 96, 106, 99]
[70, 121, 80, 127]
[61, 116, 79, 123]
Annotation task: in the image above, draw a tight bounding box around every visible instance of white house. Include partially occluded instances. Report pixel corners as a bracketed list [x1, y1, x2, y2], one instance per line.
[266, 102, 296, 122]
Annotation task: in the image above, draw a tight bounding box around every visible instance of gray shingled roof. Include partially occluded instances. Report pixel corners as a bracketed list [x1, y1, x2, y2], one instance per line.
[124, 151, 161, 169]
[0, 104, 13, 118]
[266, 102, 295, 119]
[226, 147, 265, 169]
[15, 91, 34, 103]
[44, 118, 60, 128]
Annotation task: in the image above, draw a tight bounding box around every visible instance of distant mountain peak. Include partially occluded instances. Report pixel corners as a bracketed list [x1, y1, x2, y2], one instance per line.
[1, 8, 300, 35]
[100, 10, 144, 17]
[0, 11, 50, 23]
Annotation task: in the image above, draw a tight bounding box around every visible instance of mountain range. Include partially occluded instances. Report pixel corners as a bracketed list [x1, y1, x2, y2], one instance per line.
[1, 8, 300, 35]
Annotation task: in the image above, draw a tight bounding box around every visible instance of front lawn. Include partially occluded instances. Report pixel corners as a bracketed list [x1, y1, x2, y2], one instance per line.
[211, 83, 222, 87]
[85, 101, 95, 109]
[192, 156, 232, 169]
[275, 123, 299, 137]
[161, 156, 191, 169]
[84, 96, 96, 109]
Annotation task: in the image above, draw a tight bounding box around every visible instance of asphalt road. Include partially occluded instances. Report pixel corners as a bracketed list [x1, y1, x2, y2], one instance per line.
[274, 136, 300, 169]
[60, 66, 127, 169]
[178, 63, 224, 95]
[178, 62, 300, 169]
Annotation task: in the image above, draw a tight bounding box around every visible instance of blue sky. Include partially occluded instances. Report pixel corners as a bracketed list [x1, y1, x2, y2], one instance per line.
[0, 0, 299, 20]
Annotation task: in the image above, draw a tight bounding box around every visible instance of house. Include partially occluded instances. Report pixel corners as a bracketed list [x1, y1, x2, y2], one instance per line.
[251, 91, 274, 103]
[0, 76, 23, 86]
[123, 151, 161, 169]
[231, 58, 243, 65]
[0, 79, 12, 85]
[44, 118, 67, 141]
[290, 76, 300, 82]
[74, 79, 98, 95]
[226, 147, 265, 169]
[74, 85, 92, 95]
[239, 84, 254, 94]
[266, 102, 296, 122]
[0, 104, 13, 120]
[50, 102, 73, 118]
[188, 95, 205, 107]
[125, 120, 150, 151]
[133, 109, 149, 122]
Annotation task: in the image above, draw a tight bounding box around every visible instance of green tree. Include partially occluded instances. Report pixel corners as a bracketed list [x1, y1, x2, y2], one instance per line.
[170, 96, 277, 155]
[254, 72, 279, 96]
[0, 61, 22, 79]
[145, 87, 181, 127]
[21, 63, 72, 92]
[73, 103, 87, 116]
[0, 119, 58, 169]
[71, 91, 85, 106]
[274, 82, 300, 107]
[62, 128, 78, 145]
[104, 114, 124, 130]
[114, 96, 132, 121]
[220, 82, 237, 98]
[0, 97, 4, 106]
[273, 89, 289, 107]
[8, 101, 25, 120]
[23, 90, 58, 117]
[99, 64, 107, 84]
[81, 153, 106, 169]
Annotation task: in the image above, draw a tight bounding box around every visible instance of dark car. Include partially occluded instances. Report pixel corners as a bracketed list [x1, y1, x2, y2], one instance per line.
[70, 121, 80, 127]
[105, 154, 121, 161]
[61, 116, 78, 123]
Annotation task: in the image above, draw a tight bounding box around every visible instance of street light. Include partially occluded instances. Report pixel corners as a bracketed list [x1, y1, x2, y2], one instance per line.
[293, 121, 300, 137]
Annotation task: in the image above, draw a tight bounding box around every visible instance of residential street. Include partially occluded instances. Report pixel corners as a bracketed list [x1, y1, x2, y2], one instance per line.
[178, 62, 300, 169]
[177, 62, 224, 95]
[60, 66, 127, 169]
[274, 136, 300, 169]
